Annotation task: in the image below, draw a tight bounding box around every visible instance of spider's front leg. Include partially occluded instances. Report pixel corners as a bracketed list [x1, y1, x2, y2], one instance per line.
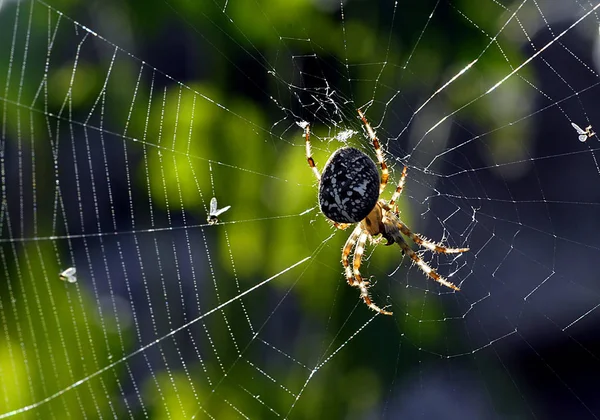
[305, 124, 349, 231]
[358, 109, 389, 195]
[304, 123, 321, 181]
[388, 166, 408, 211]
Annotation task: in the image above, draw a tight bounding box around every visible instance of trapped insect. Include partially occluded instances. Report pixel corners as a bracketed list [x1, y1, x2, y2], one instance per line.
[571, 122, 595, 142]
[207, 197, 231, 225]
[59, 267, 77, 283]
[304, 110, 469, 315]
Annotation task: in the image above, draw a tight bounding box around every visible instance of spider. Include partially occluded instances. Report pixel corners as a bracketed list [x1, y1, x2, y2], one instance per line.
[304, 110, 469, 315]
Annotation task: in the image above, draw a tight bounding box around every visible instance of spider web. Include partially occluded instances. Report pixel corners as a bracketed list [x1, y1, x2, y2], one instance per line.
[1, 0, 600, 418]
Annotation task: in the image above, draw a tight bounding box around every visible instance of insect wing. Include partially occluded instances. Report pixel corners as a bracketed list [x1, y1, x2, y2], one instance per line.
[60, 267, 77, 282]
[209, 197, 218, 215]
[572, 122, 586, 134]
[61, 267, 76, 277]
[213, 205, 231, 217]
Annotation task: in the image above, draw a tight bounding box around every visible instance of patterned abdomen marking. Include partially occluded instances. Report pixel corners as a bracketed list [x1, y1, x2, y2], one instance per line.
[318, 147, 380, 223]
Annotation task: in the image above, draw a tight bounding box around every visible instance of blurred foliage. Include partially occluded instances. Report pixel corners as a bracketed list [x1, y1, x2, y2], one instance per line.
[0, 0, 527, 418]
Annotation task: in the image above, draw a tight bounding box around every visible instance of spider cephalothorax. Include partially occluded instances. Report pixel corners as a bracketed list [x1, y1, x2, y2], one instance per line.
[304, 110, 470, 316]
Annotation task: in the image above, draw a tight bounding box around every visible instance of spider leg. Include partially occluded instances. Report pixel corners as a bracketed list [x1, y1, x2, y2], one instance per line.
[352, 232, 370, 286]
[352, 231, 393, 315]
[304, 123, 321, 181]
[358, 110, 389, 195]
[388, 166, 407, 211]
[342, 225, 363, 285]
[306, 123, 347, 230]
[394, 232, 461, 291]
[396, 221, 470, 254]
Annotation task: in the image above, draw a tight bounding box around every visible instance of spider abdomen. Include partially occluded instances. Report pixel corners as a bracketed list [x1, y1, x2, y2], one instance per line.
[318, 147, 380, 223]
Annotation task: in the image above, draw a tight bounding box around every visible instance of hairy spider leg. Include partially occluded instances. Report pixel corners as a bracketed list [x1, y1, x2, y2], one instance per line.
[304, 123, 350, 230]
[358, 109, 389, 195]
[395, 220, 470, 254]
[304, 124, 321, 181]
[393, 226, 461, 291]
[388, 166, 408, 212]
[342, 225, 363, 286]
[352, 231, 393, 315]
[381, 165, 468, 255]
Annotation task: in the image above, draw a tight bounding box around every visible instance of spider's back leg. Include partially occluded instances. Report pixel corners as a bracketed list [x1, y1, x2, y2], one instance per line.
[342, 225, 363, 286]
[394, 231, 461, 291]
[396, 221, 469, 254]
[351, 231, 393, 315]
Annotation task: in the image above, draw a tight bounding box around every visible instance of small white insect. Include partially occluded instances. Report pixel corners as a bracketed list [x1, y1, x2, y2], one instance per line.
[335, 129, 357, 143]
[571, 122, 595, 142]
[59, 267, 77, 283]
[296, 121, 309, 130]
[207, 197, 231, 225]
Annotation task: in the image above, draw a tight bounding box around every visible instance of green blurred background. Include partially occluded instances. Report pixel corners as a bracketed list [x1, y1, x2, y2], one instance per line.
[0, 0, 556, 418]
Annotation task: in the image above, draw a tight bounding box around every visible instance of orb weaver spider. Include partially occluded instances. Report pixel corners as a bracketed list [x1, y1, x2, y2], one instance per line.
[304, 110, 469, 315]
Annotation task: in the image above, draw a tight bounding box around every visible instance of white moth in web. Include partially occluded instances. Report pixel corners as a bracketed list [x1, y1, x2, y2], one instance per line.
[207, 197, 231, 225]
[59, 267, 77, 283]
[571, 122, 595, 142]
